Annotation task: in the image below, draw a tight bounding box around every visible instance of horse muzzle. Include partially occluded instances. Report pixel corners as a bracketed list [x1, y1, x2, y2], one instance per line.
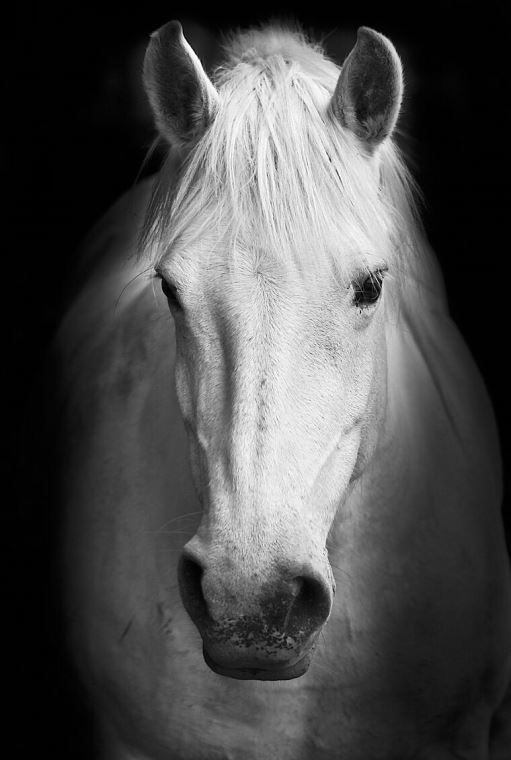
[178, 546, 333, 680]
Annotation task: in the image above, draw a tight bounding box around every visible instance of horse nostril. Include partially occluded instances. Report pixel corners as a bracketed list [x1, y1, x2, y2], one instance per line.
[288, 575, 332, 631]
[178, 551, 209, 625]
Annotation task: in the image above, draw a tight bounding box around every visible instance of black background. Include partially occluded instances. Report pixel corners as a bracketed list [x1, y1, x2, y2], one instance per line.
[5, 1, 510, 756]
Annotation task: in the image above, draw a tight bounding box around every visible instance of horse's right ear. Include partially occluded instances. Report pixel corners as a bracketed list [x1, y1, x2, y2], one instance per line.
[143, 20, 219, 148]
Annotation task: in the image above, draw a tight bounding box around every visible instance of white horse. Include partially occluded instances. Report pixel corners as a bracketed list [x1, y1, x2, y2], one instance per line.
[55, 20, 511, 759]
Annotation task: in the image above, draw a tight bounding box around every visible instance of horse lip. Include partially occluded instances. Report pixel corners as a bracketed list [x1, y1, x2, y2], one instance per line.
[202, 646, 314, 681]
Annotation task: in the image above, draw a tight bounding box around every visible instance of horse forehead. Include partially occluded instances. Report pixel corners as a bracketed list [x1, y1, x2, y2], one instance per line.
[172, 238, 361, 294]
[201, 261, 328, 323]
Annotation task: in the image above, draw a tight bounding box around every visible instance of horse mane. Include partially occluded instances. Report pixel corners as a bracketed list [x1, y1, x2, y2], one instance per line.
[140, 23, 438, 294]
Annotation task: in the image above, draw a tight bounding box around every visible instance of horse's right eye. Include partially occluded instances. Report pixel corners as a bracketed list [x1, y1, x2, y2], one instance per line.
[160, 277, 182, 311]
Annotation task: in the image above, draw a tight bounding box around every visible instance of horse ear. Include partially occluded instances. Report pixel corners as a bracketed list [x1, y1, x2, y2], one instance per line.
[143, 20, 219, 148]
[330, 27, 403, 151]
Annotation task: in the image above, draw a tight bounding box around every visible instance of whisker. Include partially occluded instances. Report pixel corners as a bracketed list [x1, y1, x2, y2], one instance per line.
[329, 562, 353, 581]
[114, 266, 155, 312]
[146, 511, 203, 534]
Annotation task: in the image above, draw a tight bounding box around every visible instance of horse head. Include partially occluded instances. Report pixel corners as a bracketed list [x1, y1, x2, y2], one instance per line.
[143, 21, 404, 680]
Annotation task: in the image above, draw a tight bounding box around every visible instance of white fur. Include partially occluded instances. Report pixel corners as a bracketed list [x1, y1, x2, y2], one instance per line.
[141, 26, 429, 298]
[56, 23, 511, 759]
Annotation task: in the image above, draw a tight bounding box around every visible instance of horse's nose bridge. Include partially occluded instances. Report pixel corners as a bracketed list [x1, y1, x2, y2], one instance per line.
[222, 309, 300, 472]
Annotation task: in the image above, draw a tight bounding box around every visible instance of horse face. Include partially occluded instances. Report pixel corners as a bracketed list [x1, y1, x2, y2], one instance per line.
[146, 21, 402, 679]
[157, 240, 389, 679]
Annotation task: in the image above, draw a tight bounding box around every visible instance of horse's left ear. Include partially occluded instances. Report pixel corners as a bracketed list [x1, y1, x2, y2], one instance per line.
[143, 20, 219, 148]
[330, 27, 403, 151]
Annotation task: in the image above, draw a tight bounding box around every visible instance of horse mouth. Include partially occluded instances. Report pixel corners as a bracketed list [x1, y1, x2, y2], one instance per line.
[203, 646, 314, 681]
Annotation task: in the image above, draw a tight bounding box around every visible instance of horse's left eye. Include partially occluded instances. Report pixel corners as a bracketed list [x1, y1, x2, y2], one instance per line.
[352, 269, 385, 308]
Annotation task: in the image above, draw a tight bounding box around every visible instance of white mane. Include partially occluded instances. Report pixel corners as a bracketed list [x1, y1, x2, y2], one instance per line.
[141, 24, 433, 289]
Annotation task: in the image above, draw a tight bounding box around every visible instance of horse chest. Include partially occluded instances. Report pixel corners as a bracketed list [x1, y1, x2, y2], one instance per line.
[98, 603, 332, 760]
[104, 630, 402, 760]
[94, 578, 490, 760]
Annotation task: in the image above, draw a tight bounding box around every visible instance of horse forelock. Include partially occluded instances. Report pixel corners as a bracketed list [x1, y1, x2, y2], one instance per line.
[141, 23, 425, 287]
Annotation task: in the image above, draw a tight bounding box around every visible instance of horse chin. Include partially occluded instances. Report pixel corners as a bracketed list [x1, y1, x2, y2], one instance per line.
[202, 646, 314, 681]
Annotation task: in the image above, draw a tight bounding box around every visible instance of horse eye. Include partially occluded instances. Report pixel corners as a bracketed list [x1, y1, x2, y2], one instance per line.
[352, 269, 385, 308]
[160, 277, 182, 310]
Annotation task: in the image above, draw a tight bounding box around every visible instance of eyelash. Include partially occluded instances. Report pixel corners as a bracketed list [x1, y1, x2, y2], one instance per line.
[352, 269, 386, 308]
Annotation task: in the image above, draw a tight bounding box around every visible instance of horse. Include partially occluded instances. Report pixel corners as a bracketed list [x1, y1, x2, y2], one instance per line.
[54, 19, 511, 759]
